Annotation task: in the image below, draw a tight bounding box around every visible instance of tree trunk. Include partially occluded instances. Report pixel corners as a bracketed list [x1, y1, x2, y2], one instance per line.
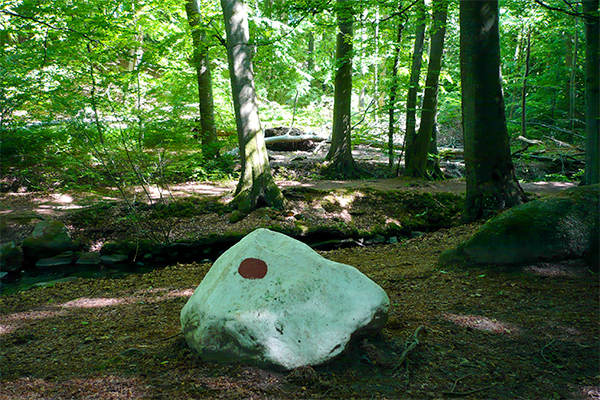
[373, 6, 380, 125]
[521, 29, 531, 138]
[388, 4, 406, 170]
[186, 0, 219, 160]
[326, 0, 360, 178]
[570, 17, 579, 133]
[406, 0, 448, 179]
[307, 30, 315, 71]
[403, 0, 427, 174]
[220, 0, 285, 220]
[460, 0, 526, 222]
[583, 0, 599, 185]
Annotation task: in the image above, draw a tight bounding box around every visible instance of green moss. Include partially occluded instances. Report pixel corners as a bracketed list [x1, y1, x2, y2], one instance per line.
[440, 184, 599, 268]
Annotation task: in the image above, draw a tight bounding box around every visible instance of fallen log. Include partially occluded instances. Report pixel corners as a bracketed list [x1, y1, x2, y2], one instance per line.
[264, 134, 327, 145]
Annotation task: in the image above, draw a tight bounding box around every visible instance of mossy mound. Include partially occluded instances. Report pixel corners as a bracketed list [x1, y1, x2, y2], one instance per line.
[440, 184, 599, 270]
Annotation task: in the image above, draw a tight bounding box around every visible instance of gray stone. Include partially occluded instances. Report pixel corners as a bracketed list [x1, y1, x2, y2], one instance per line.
[22, 220, 75, 262]
[181, 228, 389, 370]
[35, 251, 74, 268]
[366, 235, 386, 245]
[101, 254, 129, 264]
[440, 185, 599, 270]
[0, 241, 24, 272]
[76, 252, 102, 266]
[33, 276, 78, 288]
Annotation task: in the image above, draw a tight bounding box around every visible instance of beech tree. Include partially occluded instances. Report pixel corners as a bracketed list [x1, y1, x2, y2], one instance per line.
[185, 0, 219, 160]
[405, 0, 448, 179]
[325, 0, 361, 178]
[220, 0, 285, 220]
[402, 0, 427, 174]
[460, 0, 526, 221]
[387, 4, 406, 170]
[583, 0, 599, 185]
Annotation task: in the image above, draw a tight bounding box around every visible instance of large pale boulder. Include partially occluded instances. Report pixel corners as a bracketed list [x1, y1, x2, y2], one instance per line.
[180, 228, 389, 370]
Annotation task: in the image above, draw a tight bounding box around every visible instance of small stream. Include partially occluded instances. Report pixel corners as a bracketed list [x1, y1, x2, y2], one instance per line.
[0, 231, 405, 296]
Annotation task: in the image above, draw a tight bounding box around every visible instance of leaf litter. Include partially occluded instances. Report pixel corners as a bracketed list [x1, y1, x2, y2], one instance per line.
[1, 222, 598, 399]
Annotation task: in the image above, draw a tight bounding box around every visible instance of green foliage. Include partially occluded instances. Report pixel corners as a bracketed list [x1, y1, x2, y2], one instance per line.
[0, 0, 590, 196]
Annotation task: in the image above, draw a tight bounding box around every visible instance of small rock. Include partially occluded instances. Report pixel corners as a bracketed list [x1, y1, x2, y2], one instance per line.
[366, 235, 386, 245]
[35, 251, 74, 268]
[388, 237, 398, 244]
[0, 241, 24, 272]
[100, 254, 129, 264]
[76, 252, 102, 267]
[33, 276, 78, 288]
[22, 220, 76, 262]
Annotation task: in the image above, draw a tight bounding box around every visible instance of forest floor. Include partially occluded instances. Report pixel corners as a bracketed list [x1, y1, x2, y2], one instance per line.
[0, 145, 597, 399]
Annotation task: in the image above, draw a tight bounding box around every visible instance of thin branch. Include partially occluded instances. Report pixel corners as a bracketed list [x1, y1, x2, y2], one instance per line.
[392, 325, 427, 372]
[540, 339, 556, 362]
[379, 0, 421, 24]
[1, 9, 102, 44]
[533, 0, 598, 21]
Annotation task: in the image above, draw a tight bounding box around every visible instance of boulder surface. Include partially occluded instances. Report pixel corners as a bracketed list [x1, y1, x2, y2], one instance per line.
[22, 220, 76, 263]
[0, 241, 24, 272]
[440, 184, 599, 270]
[180, 228, 389, 370]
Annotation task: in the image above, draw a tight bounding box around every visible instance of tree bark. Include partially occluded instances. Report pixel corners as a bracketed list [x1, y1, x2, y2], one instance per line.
[583, 0, 599, 185]
[460, 0, 526, 221]
[570, 17, 579, 133]
[185, 0, 219, 160]
[403, 0, 427, 174]
[406, 0, 448, 179]
[307, 30, 315, 71]
[325, 0, 360, 178]
[521, 29, 531, 138]
[220, 0, 285, 220]
[387, 5, 406, 170]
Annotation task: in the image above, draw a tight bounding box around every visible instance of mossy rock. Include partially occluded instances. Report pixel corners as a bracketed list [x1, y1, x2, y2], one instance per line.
[22, 220, 78, 263]
[440, 184, 599, 270]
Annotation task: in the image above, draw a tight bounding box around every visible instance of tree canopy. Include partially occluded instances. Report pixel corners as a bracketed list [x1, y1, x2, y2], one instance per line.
[1, 0, 597, 217]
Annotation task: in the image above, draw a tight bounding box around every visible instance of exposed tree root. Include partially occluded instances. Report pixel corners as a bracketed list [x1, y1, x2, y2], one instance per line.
[391, 325, 427, 372]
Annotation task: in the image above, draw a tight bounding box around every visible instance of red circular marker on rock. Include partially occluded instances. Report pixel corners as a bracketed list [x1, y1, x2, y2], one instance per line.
[238, 258, 268, 279]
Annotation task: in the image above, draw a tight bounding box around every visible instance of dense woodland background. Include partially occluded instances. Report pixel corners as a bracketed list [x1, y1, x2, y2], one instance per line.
[1, 2, 599, 398]
[2, 0, 598, 204]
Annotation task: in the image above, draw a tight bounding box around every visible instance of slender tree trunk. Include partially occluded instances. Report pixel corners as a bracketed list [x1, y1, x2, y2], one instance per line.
[307, 30, 315, 71]
[460, 0, 526, 221]
[427, 121, 444, 179]
[220, 0, 285, 220]
[406, 0, 448, 178]
[521, 29, 531, 138]
[326, 0, 360, 178]
[570, 17, 579, 133]
[403, 0, 426, 174]
[186, 0, 219, 159]
[388, 5, 406, 170]
[374, 6, 380, 125]
[583, 0, 599, 185]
